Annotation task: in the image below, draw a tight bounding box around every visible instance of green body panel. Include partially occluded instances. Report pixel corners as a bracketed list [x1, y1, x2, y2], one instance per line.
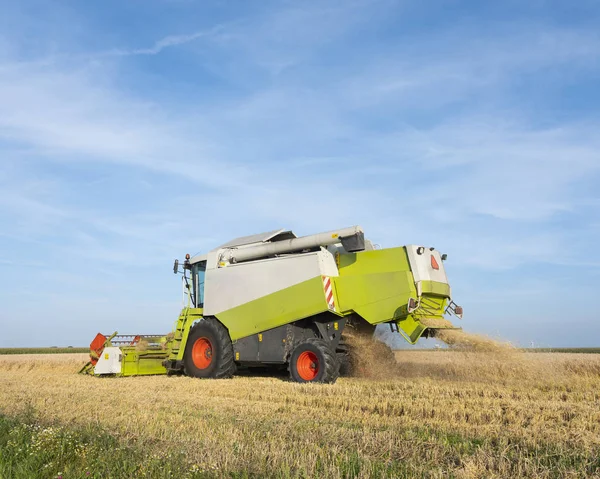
[420, 280, 451, 297]
[335, 247, 417, 323]
[119, 349, 168, 376]
[216, 276, 331, 341]
[336, 269, 416, 321]
[413, 294, 448, 316]
[397, 292, 452, 344]
[334, 247, 452, 344]
[395, 315, 427, 344]
[337, 246, 412, 274]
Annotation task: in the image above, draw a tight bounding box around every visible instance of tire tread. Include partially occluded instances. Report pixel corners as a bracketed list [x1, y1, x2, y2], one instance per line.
[184, 318, 235, 379]
[289, 338, 339, 384]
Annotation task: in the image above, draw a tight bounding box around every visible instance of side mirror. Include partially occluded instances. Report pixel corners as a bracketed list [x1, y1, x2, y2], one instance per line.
[173, 259, 179, 274]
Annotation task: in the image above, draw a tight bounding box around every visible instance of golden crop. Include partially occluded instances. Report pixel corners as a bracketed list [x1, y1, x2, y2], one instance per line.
[1, 350, 599, 478]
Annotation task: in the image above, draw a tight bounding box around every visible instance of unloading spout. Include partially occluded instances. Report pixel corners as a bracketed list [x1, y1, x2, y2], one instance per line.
[223, 226, 365, 264]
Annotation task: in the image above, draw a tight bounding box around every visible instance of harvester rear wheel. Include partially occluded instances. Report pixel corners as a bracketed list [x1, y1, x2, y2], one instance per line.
[289, 339, 339, 384]
[336, 338, 355, 377]
[184, 319, 235, 379]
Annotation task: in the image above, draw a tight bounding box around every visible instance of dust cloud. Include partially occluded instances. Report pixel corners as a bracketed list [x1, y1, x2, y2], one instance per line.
[343, 319, 520, 381]
[420, 318, 515, 354]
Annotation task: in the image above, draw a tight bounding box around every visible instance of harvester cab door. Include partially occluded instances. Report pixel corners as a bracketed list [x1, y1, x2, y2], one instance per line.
[193, 261, 207, 307]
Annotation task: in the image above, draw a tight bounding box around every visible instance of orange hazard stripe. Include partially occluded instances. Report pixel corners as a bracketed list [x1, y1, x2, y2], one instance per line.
[322, 276, 335, 310]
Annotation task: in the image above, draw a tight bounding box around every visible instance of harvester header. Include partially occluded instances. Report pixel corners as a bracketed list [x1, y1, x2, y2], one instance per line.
[81, 225, 463, 383]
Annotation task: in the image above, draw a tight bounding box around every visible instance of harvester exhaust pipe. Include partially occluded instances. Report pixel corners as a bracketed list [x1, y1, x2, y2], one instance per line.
[225, 226, 365, 264]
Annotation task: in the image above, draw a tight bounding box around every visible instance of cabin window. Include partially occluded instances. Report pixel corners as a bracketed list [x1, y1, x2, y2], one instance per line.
[193, 261, 206, 307]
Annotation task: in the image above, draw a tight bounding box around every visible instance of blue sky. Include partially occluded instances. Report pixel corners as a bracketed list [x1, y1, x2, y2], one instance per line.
[1, 0, 599, 347]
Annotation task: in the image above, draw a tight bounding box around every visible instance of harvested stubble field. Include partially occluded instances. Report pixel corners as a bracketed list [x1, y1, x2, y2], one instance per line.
[1, 348, 600, 478]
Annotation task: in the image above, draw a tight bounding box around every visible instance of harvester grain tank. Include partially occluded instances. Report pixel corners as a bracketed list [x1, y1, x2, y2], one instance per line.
[81, 226, 463, 383]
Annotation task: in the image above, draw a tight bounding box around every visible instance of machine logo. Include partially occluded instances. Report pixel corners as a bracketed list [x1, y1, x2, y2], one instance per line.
[322, 276, 336, 311]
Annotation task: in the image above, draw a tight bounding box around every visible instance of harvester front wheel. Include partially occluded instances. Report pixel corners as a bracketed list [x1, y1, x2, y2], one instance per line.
[184, 319, 235, 379]
[289, 339, 340, 384]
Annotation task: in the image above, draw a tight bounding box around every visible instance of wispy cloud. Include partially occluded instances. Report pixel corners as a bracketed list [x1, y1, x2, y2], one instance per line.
[105, 25, 227, 56]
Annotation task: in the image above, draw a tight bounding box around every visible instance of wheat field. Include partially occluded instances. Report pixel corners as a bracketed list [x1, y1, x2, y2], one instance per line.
[1, 349, 600, 478]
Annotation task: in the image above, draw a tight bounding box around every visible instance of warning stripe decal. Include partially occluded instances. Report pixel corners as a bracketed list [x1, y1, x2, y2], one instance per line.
[322, 276, 336, 311]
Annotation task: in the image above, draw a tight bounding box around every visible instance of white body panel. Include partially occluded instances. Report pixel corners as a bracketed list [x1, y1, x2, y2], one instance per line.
[94, 346, 122, 375]
[316, 249, 339, 277]
[405, 245, 450, 296]
[203, 249, 338, 315]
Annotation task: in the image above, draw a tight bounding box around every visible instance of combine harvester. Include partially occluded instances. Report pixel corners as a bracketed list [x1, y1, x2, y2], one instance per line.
[80, 226, 463, 383]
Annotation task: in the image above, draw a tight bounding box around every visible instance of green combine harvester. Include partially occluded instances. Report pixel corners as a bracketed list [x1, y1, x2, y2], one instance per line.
[80, 226, 463, 383]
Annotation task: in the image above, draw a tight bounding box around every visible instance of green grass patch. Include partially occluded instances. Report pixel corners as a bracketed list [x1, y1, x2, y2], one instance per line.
[0, 348, 88, 355]
[0, 413, 204, 479]
[0, 411, 412, 479]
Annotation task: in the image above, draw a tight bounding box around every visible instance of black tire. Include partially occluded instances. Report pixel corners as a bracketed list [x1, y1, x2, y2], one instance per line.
[289, 338, 340, 384]
[184, 318, 235, 379]
[336, 337, 355, 377]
